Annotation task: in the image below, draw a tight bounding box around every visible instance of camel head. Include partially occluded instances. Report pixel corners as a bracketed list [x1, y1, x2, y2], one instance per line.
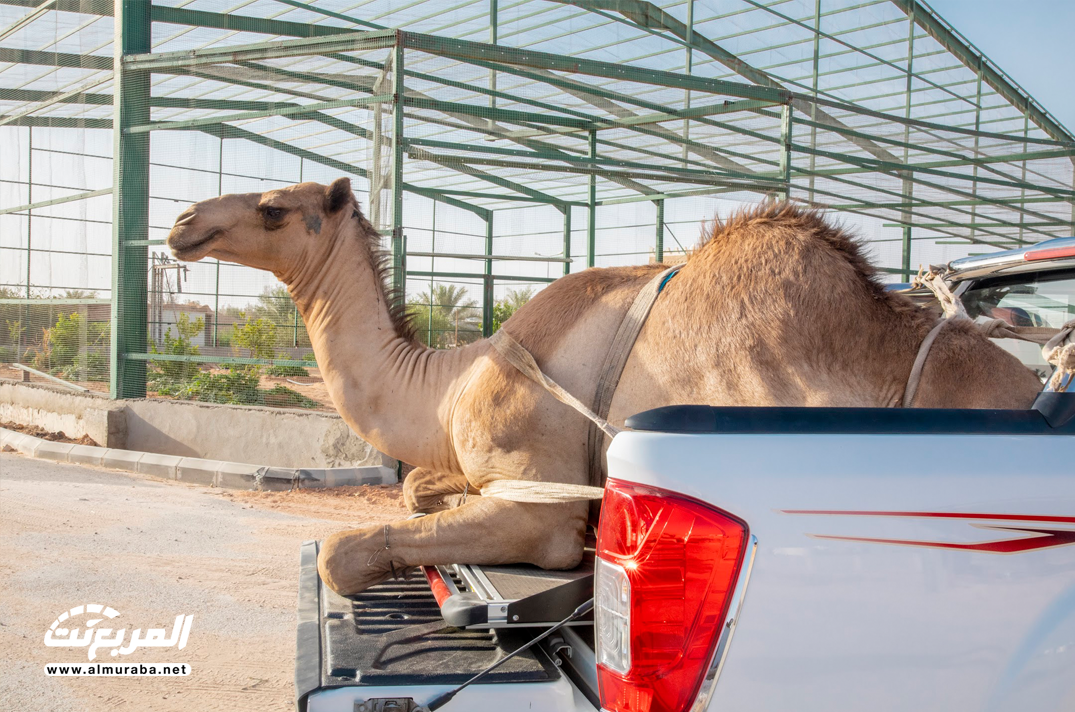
[167, 177, 361, 277]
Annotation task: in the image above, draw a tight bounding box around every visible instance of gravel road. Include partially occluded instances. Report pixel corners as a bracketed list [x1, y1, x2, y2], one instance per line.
[0, 452, 407, 712]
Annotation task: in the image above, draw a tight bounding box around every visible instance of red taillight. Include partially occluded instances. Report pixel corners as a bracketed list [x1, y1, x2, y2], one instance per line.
[1025, 244, 1075, 261]
[595, 479, 748, 712]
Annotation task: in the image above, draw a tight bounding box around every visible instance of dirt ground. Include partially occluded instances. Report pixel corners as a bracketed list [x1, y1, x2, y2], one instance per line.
[0, 420, 98, 446]
[0, 452, 407, 712]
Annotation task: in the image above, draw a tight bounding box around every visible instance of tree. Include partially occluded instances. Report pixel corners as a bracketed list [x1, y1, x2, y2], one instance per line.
[251, 285, 306, 347]
[407, 284, 480, 348]
[490, 287, 535, 332]
[233, 317, 278, 361]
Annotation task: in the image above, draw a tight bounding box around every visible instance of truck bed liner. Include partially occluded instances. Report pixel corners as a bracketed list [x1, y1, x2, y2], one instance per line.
[296, 541, 561, 711]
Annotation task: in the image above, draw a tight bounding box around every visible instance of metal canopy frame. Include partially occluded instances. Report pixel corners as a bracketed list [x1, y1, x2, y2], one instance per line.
[0, 0, 1072, 399]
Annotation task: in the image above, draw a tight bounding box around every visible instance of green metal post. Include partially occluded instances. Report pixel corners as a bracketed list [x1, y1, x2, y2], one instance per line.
[655, 199, 665, 263]
[779, 103, 793, 200]
[213, 135, 223, 348]
[969, 57, 983, 244]
[587, 130, 597, 268]
[390, 40, 406, 302]
[682, 0, 694, 164]
[900, 6, 915, 277]
[483, 213, 494, 337]
[110, 0, 151, 399]
[489, 0, 497, 131]
[429, 200, 435, 345]
[25, 125, 31, 299]
[807, 0, 821, 203]
[562, 208, 572, 277]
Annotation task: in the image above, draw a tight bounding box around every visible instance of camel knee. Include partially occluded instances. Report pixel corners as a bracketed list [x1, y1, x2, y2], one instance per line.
[402, 469, 471, 514]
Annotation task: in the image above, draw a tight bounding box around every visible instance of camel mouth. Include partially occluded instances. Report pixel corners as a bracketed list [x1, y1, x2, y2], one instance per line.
[168, 228, 221, 261]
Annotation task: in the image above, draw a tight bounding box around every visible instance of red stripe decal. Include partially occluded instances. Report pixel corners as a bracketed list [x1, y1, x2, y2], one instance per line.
[782, 510, 1075, 524]
[812, 525, 1075, 554]
[783, 511, 1075, 554]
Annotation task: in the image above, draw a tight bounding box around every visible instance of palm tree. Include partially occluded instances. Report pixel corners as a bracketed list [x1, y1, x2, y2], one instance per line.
[408, 284, 480, 348]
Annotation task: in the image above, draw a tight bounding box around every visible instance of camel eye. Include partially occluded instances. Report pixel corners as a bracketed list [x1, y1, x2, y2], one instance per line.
[263, 206, 286, 221]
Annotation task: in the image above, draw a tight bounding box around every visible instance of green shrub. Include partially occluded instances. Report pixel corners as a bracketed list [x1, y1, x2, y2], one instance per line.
[152, 370, 318, 409]
[0, 345, 14, 363]
[267, 363, 309, 378]
[233, 318, 277, 360]
[150, 313, 203, 381]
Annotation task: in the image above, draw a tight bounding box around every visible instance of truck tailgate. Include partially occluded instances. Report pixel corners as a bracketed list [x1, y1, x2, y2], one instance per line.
[607, 411, 1075, 712]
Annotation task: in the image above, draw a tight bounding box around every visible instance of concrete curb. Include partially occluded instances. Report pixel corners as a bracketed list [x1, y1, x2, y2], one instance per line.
[0, 427, 395, 491]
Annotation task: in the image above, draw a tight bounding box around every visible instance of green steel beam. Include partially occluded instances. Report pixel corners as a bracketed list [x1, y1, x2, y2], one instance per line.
[401, 31, 787, 102]
[198, 123, 489, 219]
[794, 142, 1075, 201]
[0, 188, 111, 217]
[889, 0, 1075, 145]
[403, 136, 775, 184]
[405, 146, 565, 205]
[549, 0, 904, 165]
[406, 270, 556, 284]
[0, 46, 111, 70]
[403, 96, 594, 129]
[110, 0, 151, 400]
[122, 29, 397, 71]
[127, 93, 392, 133]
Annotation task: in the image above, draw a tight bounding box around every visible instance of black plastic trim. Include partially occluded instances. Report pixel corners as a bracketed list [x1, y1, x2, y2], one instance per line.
[440, 592, 488, 628]
[625, 396, 1075, 436]
[295, 540, 322, 712]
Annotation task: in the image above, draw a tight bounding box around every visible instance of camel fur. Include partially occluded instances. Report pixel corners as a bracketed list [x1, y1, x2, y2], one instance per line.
[167, 178, 1043, 596]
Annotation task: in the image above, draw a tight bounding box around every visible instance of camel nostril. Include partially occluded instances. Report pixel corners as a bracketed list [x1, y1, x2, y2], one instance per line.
[174, 211, 197, 227]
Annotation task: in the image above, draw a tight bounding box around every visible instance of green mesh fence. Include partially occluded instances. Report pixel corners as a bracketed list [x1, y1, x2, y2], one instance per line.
[1, 0, 1073, 410]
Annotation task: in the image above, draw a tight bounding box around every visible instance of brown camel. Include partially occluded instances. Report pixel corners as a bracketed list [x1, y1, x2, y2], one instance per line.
[167, 178, 1042, 596]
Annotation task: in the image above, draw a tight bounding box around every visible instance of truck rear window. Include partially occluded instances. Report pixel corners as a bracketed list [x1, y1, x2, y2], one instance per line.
[962, 272, 1075, 380]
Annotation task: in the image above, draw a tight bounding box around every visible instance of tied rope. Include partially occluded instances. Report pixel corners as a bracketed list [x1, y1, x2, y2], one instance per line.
[483, 329, 615, 502]
[910, 267, 1075, 394]
[488, 329, 621, 440]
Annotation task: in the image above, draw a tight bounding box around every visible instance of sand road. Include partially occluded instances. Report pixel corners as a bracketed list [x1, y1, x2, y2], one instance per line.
[0, 452, 406, 712]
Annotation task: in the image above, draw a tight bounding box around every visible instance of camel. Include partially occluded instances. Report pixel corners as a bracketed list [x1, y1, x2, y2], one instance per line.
[167, 178, 1043, 596]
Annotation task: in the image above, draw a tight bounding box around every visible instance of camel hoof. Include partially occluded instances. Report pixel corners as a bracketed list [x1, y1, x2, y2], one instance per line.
[317, 529, 394, 597]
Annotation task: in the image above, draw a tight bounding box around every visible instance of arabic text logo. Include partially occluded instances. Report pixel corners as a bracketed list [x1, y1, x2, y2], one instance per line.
[44, 604, 194, 661]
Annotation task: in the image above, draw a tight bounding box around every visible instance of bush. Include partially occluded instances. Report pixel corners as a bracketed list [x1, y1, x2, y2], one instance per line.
[150, 313, 203, 381]
[152, 370, 319, 409]
[267, 363, 309, 378]
[153, 369, 260, 405]
[233, 318, 277, 360]
[59, 351, 108, 382]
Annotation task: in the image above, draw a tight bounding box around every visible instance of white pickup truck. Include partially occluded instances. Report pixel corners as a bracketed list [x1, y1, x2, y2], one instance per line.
[295, 240, 1075, 712]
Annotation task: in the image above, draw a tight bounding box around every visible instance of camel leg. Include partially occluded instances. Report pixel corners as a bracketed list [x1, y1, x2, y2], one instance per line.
[317, 496, 589, 596]
[402, 469, 480, 514]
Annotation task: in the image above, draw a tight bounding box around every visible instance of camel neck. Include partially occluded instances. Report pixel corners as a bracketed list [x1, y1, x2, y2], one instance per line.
[284, 219, 470, 472]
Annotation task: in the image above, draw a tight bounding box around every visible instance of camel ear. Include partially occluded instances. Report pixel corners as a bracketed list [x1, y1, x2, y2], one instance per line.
[325, 177, 353, 214]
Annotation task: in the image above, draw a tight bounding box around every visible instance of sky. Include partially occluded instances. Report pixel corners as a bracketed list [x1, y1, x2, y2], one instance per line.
[927, 0, 1075, 134]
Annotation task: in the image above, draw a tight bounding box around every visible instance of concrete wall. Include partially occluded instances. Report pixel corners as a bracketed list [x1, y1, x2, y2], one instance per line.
[0, 379, 394, 470]
[123, 398, 393, 469]
[0, 381, 126, 447]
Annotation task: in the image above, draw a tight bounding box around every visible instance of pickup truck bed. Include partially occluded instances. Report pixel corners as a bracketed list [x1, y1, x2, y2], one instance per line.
[295, 541, 596, 712]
